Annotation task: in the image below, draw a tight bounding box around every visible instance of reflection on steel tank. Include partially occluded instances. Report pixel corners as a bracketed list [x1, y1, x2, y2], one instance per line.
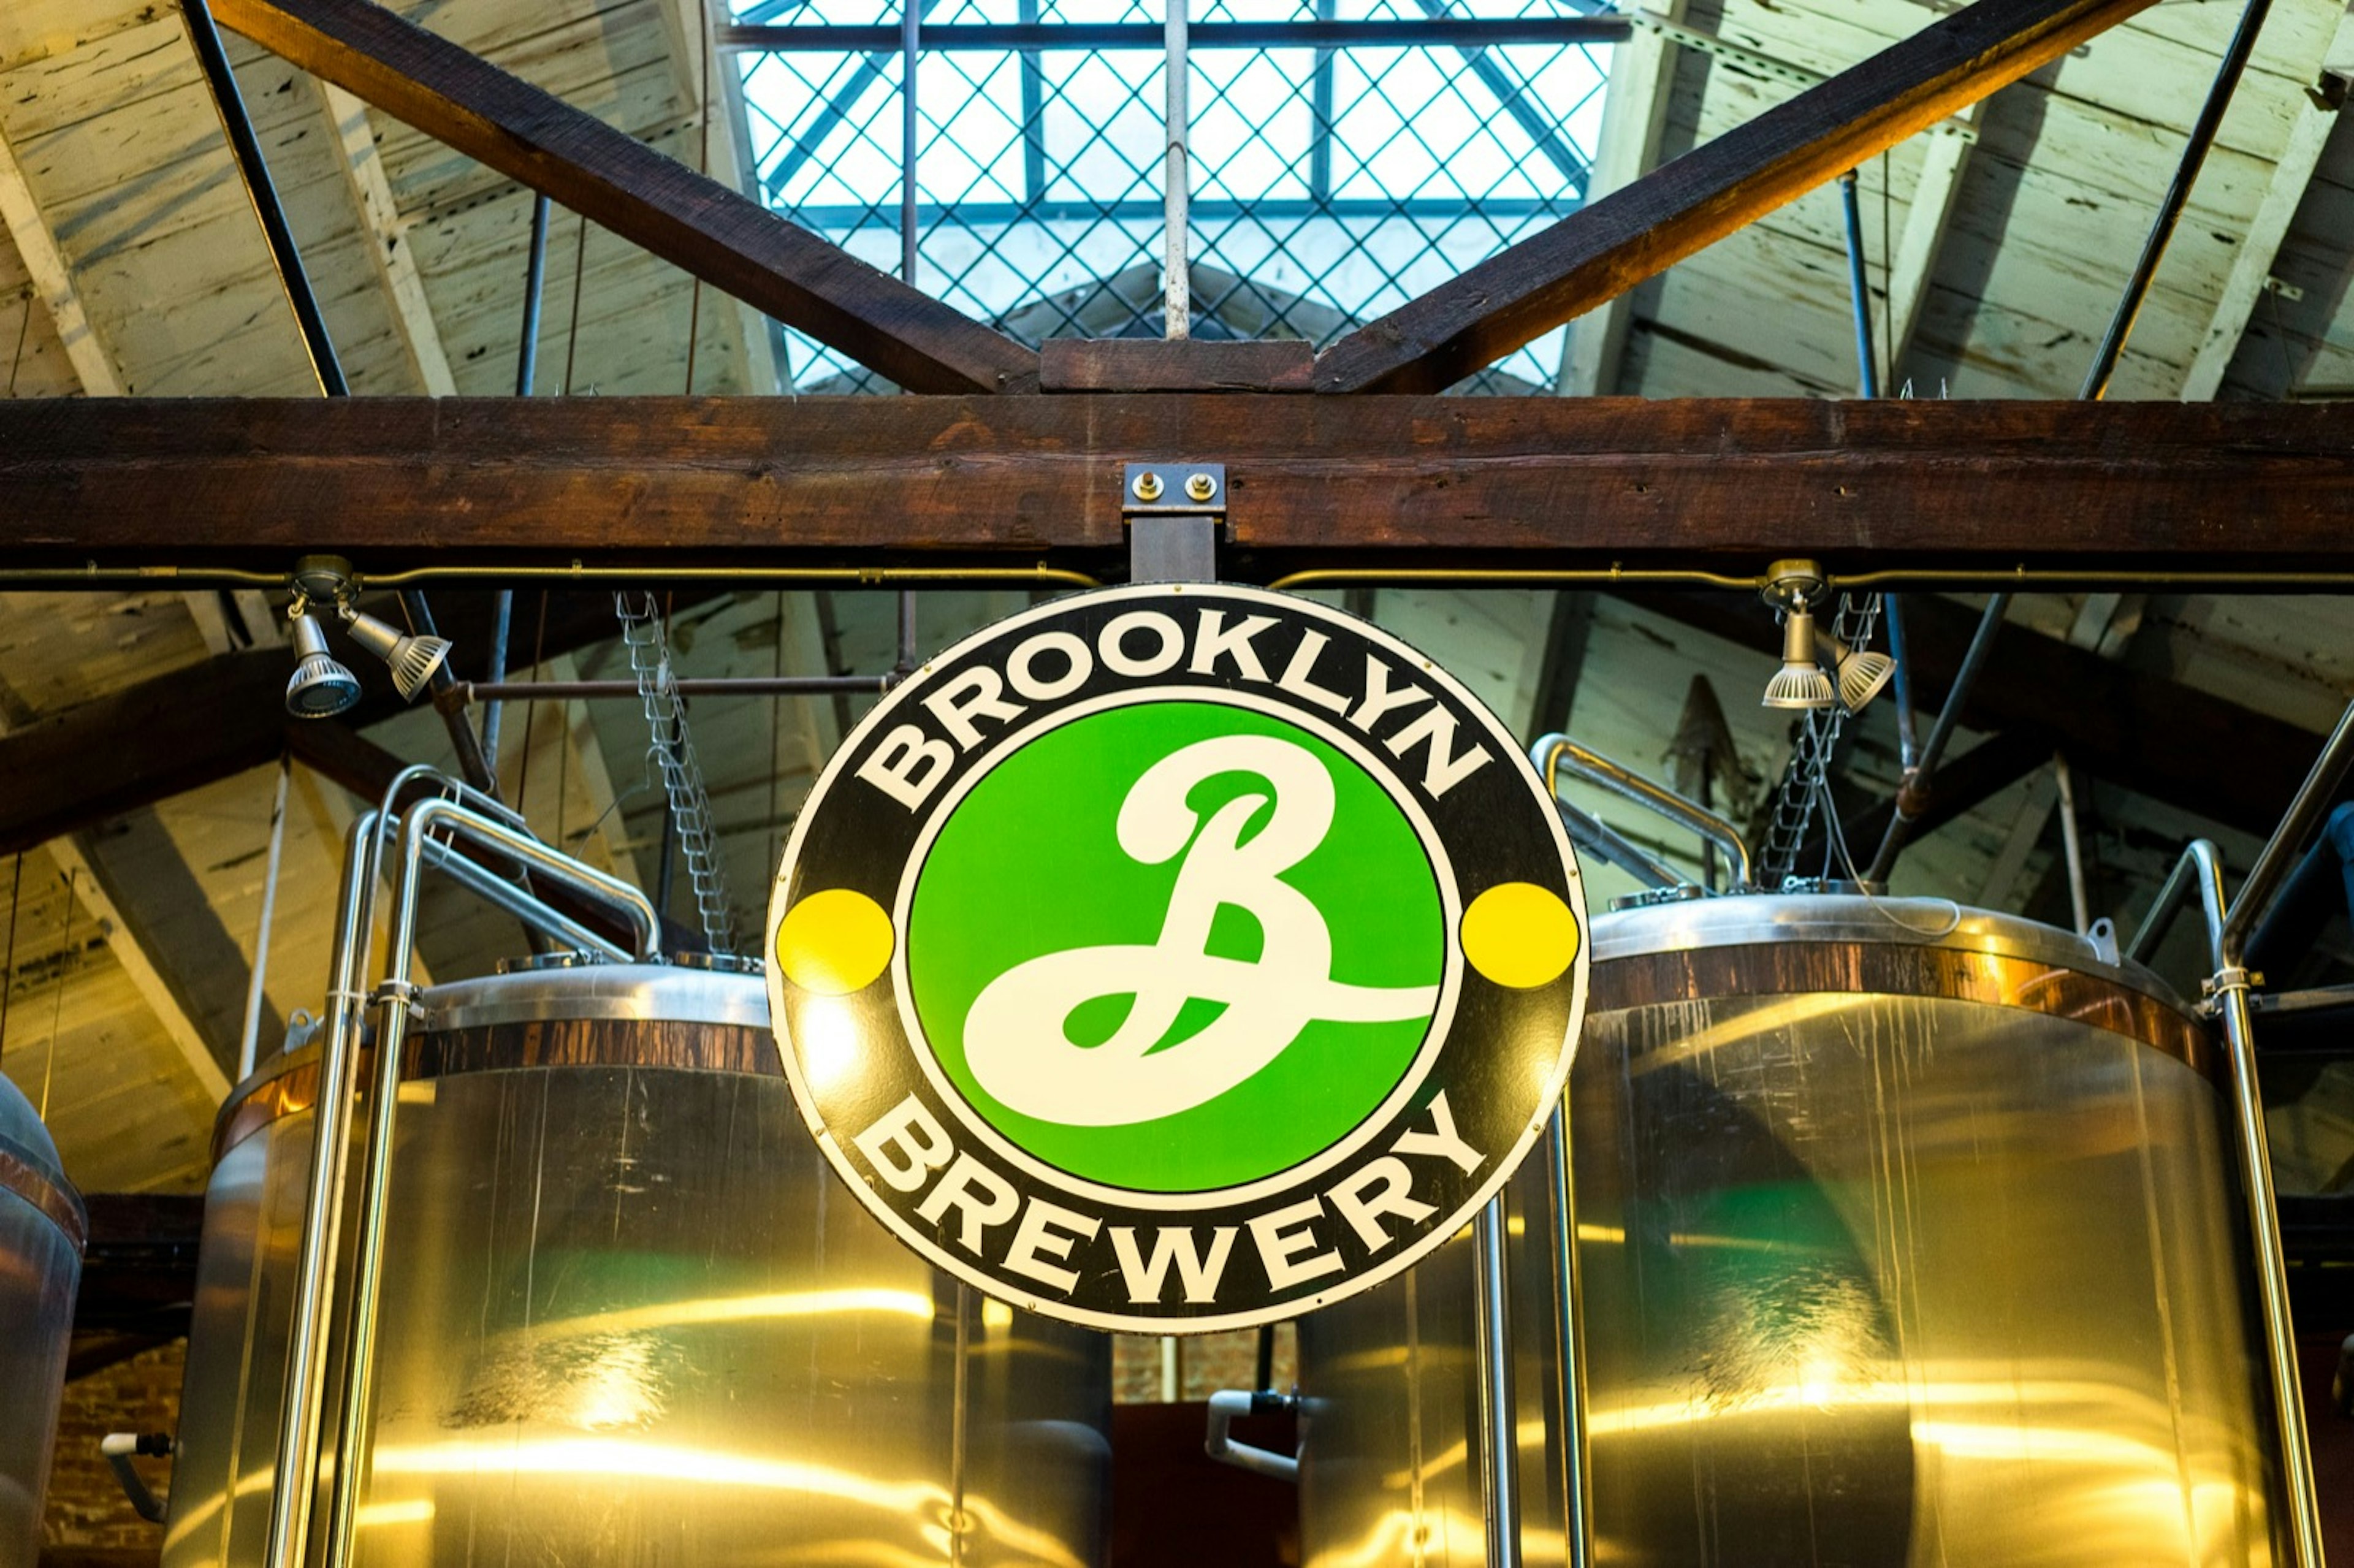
[0, 1073, 83, 1561]
[1298, 896, 2285, 1567]
[163, 957, 1111, 1568]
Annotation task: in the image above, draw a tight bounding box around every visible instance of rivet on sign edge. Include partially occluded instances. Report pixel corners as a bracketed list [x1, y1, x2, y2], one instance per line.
[1131, 472, 1165, 501]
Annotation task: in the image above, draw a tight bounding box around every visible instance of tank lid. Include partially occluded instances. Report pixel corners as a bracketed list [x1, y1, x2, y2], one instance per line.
[0, 1073, 86, 1251]
[1592, 892, 2183, 1007]
[417, 961, 769, 1033]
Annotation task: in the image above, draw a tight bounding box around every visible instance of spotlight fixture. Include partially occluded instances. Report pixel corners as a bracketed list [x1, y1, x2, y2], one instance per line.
[284, 599, 362, 718]
[339, 604, 452, 702]
[1814, 629, 1897, 713]
[1761, 603, 1837, 710]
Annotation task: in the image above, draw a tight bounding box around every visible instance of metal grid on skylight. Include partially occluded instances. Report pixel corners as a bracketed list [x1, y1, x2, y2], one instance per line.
[731, 0, 1612, 391]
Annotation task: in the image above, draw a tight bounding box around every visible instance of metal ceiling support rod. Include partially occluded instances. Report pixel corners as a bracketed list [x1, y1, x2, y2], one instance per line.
[233, 752, 292, 1080]
[1836, 169, 1880, 399]
[1164, 0, 1190, 339]
[1881, 594, 1919, 771]
[181, 0, 348, 397]
[1861, 592, 2011, 885]
[1533, 734, 1753, 890]
[2122, 840, 2322, 1568]
[397, 590, 499, 794]
[321, 791, 659, 1568]
[2053, 753, 2090, 935]
[1472, 1194, 1521, 1568]
[2079, 0, 2271, 400]
[902, 0, 921, 285]
[483, 196, 554, 777]
[722, 17, 1631, 50]
[2223, 697, 2354, 962]
[454, 674, 891, 703]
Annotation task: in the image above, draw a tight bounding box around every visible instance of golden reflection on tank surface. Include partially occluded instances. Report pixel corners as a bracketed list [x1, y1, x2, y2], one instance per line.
[166, 1045, 1110, 1568]
[1299, 959, 2284, 1568]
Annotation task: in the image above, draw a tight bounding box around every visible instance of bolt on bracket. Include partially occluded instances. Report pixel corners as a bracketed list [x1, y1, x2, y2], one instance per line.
[1122, 462, 1226, 585]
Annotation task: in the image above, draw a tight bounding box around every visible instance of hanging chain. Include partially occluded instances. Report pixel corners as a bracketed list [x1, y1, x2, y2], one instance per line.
[614, 593, 737, 956]
[1756, 593, 1883, 888]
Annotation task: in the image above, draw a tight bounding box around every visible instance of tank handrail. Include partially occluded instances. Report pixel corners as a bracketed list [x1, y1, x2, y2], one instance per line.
[417, 837, 636, 962]
[1204, 1390, 1299, 1482]
[2127, 839, 2323, 1568]
[1531, 734, 1753, 892]
[1551, 799, 1685, 891]
[403, 801, 661, 962]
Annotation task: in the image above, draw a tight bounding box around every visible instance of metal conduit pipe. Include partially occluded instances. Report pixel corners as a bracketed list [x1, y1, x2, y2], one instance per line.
[1545, 1104, 1591, 1568]
[1837, 169, 1880, 399]
[181, 0, 348, 397]
[2079, 0, 2273, 401]
[1862, 592, 2011, 885]
[1472, 1197, 1520, 1568]
[1531, 734, 1753, 890]
[2224, 696, 2354, 962]
[2124, 839, 2323, 1568]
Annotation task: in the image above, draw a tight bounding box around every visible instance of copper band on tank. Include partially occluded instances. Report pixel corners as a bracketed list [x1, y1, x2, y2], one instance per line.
[211, 1020, 779, 1162]
[1591, 942, 2218, 1084]
[0, 1141, 88, 1252]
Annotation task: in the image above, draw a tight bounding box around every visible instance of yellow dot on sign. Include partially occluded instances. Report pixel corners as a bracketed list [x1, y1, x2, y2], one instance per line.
[775, 888, 896, 995]
[1460, 882, 1580, 990]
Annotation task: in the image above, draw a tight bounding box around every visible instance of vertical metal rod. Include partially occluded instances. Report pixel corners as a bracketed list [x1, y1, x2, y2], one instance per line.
[261, 809, 384, 1568]
[2225, 697, 2354, 960]
[1159, 1335, 1182, 1402]
[1016, 0, 1046, 206]
[515, 195, 551, 397]
[2079, 0, 2271, 400]
[181, 0, 348, 397]
[2054, 752, 2090, 935]
[1308, 0, 1337, 203]
[1472, 1193, 1521, 1568]
[896, 591, 919, 673]
[234, 752, 292, 1080]
[481, 590, 513, 780]
[1837, 170, 1880, 399]
[950, 1282, 973, 1568]
[1883, 593, 1919, 771]
[1864, 592, 2011, 885]
[901, 0, 920, 286]
[1544, 1105, 1591, 1568]
[1162, 0, 1190, 340]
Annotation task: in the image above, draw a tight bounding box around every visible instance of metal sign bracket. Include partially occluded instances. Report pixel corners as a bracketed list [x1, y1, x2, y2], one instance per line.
[1124, 462, 1225, 584]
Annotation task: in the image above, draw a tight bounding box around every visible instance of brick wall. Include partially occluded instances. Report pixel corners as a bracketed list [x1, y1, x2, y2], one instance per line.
[42, 1342, 180, 1555]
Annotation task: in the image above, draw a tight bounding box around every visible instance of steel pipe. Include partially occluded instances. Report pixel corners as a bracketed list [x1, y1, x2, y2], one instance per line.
[454, 673, 891, 704]
[1164, 0, 1190, 340]
[1545, 1105, 1591, 1568]
[1837, 169, 1880, 399]
[1552, 798, 1685, 891]
[1471, 1195, 1520, 1568]
[1863, 592, 2010, 885]
[1533, 734, 1753, 890]
[2223, 696, 2354, 962]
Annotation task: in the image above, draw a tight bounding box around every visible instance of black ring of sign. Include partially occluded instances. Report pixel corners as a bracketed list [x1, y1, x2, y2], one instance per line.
[768, 584, 1586, 1334]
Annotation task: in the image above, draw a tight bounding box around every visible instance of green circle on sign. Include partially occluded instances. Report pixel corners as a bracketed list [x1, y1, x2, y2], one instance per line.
[905, 701, 1446, 1192]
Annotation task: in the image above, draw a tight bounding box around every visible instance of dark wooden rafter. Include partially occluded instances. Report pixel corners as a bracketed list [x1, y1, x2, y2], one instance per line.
[0, 593, 701, 858]
[1628, 591, 2318, 839]
[210, 0, 1040, 394]
[1311, 0, 2162, 394]
[6, 397, 2353, 570]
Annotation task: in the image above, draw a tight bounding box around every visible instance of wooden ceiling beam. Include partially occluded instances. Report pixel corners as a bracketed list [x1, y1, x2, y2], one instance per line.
[0, 592, 703, 858]
[6, 395, 2354, 570]
[1311, 0, 2163, 395]
[210, 0, 1037, 394]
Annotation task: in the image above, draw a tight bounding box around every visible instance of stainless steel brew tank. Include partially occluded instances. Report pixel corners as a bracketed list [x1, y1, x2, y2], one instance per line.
[164, 960, 1111, 1568]
[1298, 895, 2284, 1567]
[0, 1074, 83, 1562]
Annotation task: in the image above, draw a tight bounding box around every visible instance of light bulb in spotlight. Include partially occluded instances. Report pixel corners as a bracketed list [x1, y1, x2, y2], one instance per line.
[1762, 604, 1836, 710]
[285, 605, 362, 718]
[1813, 630, 1897, 712]
[340, 606, 452, 702]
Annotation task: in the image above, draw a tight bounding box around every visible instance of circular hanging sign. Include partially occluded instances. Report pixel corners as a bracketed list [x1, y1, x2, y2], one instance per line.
[766, 584, 1586, 1332]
